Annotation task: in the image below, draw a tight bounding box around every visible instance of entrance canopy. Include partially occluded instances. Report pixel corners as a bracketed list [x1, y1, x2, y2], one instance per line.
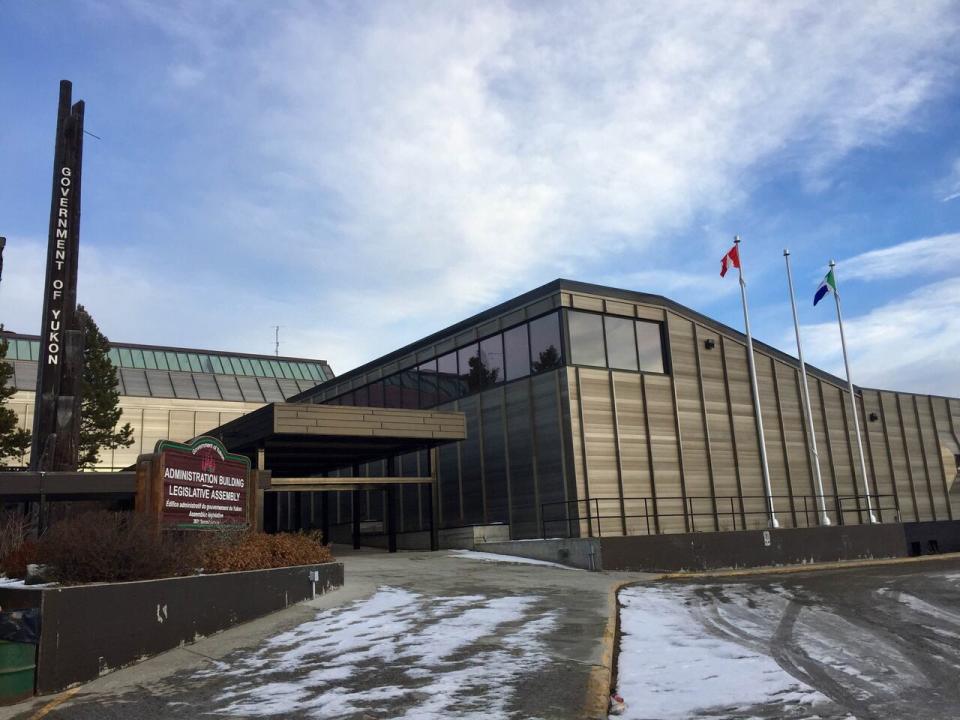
[210, 403, 466, 477]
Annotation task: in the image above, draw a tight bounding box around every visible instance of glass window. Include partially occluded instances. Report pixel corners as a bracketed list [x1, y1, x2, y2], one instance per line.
[130, 350, 146, 369]
[108, 347, 121, 366]
[306, 365, 321, 381]
[568, 311, 606, 367]
[188, 353, 203, 372]
[229, 357, 244, 375]
[368, 380, 384, 407]
[143, 350, 158, 370]
[200, 355, 215, 373]
[177, 353, 192, 372]
[636, 321, 665, 373]
[354, 385, 369, 406]
[30, 340, 40, 361]
[208, 355, 223, 374]
[458, 343, 481, 394]
[529, 312, 563, 373]
[296, 363, 312, 381]
[16, 339, 30, 360]
[479, 335, 504, 387]
[280, 362, 296, 379]
[437, 351, 459, 404]
[605, 316, 638, 371]
[384, 374, 404, 408]
[503, 324, 530, 382]
[239, 357, 254, 375]
[119, 347, 133, 367]
[269, 360, 284, 377]
[418, 359, 438, 408]
[154, 350, 169, 370]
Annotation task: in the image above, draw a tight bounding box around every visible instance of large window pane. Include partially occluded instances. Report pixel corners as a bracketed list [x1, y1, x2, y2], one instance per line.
[384, 374, 404, 408]
[419, 359, 438, 408]
[529, 312, 563, 374]
[119, 348, 133, 367]
[605, 316, 638, 371]
[636, 321, 665, 373]
[107, 347, 121, 366]
[354, 385, 369, 406]
[154, 351, 169, 370]
[479, 334, 504, 387]
[368, 380, 384, 407]
[437, 351, 459, 403]
[568, 311, 606, 367]
[503, 324, 530, 382]
[143, 350, 158, 370]
[458, 343, 481, 394]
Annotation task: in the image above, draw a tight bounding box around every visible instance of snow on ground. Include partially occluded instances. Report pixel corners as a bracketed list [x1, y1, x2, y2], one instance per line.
[195, 586, 557, 719]
[447, 550, 573, 569]
[614, 584, 828, 719]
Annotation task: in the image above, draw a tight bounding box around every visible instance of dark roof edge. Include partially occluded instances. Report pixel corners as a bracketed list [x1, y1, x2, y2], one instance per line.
[294, 277, 960, 403]
[0, 330, 331, 367]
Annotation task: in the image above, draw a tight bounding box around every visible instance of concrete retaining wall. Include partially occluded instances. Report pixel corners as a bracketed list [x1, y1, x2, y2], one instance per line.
[599, 524, 908, 572]
[476, 538, 602, 570]
[0, 562, 343, 694]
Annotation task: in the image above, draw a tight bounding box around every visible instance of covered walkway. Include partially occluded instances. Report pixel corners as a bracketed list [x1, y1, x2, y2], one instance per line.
[209, 402, 466, 551]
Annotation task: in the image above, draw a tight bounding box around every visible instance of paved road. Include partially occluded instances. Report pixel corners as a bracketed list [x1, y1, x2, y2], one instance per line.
[10, 547, 640, 720]
[615, 557, 960, 719]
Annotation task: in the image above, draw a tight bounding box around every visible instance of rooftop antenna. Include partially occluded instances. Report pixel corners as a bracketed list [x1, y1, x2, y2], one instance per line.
[273, 325, 280, 357]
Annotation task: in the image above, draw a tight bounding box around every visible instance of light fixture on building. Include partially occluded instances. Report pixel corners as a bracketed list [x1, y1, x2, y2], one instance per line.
[704, 339, 716, 350]
[869, 412, 879, 422]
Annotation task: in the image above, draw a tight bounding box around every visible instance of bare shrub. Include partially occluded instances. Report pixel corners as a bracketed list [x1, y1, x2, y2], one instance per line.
[200, 531, 333, 573]
[0, 511, 29, 566]
[0, 540, 37, 579]
[37, 511, 189, 584]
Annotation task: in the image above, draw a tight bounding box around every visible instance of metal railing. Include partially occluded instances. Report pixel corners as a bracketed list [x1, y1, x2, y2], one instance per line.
[540, 494, 900, 539]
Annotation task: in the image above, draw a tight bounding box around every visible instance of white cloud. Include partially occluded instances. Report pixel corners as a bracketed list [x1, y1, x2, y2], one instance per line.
[837, 233, 960, 282]
[229, 1, 958, 358]
[800, 276, 960, 396]
[8, 1, 960, 380]
[942, 158, 960, 202]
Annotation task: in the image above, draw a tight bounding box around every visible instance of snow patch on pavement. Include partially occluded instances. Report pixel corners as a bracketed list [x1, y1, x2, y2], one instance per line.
[447, 549, 573, 569]
[614, 585, 827, 719]
[199, 586, 557, 719]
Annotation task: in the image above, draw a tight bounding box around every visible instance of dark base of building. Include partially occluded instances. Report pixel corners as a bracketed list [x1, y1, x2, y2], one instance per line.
[475, 520, 960, 572]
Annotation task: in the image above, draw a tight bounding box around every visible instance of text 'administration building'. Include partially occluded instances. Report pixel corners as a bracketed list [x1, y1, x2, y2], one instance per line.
[289, 279, 960, 542]
[3, 331, 334, 470]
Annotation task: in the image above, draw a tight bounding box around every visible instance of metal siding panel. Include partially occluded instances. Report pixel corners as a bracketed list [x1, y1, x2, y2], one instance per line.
[170, 373, 199, 400]
[192, 374, 222, 401]
[144, 371, 175, 399]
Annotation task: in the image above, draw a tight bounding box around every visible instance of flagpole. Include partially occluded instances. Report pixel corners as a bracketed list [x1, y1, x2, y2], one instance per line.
[735, 236, 779, 528]
[784, 249, 831, 526]
[830, 260, 877, 523]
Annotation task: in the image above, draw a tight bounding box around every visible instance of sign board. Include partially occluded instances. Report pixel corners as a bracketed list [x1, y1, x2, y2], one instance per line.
[154, 436, 251, 529]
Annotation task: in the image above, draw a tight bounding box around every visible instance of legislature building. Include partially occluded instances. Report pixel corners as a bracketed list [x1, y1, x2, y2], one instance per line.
[275, 279, 960, 544]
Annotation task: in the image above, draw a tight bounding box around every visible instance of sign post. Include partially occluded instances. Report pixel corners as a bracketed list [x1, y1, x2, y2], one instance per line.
[30, 80, 85, 471]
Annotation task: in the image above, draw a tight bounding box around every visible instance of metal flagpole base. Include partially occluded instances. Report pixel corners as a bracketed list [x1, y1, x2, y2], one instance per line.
[820, 515, 832, 526]
[868, 514, 878, 524]
[768, 517, 780, 529]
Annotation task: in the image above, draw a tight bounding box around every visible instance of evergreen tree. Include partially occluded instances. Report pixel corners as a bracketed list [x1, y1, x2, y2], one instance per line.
[76, 306, 134, 468]
[0, 327, 31, 464]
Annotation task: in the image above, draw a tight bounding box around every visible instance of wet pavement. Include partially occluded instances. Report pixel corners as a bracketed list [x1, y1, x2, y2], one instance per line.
[614, 557, 960, 719]
[10, 547, 639, 720]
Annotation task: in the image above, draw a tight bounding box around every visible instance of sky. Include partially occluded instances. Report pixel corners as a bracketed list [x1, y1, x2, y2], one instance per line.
[1, 0, 959, 395]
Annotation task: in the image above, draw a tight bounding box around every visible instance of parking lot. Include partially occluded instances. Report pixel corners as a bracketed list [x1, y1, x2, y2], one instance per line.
[614, 557, 960, 719]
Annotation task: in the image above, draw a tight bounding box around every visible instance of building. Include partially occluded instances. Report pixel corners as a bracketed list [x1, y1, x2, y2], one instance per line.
[2, 331, 334, 469]
[286, 279, 960, 543]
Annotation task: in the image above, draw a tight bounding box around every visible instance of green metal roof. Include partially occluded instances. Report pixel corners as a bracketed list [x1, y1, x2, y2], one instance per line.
[4, 334, 331, 383]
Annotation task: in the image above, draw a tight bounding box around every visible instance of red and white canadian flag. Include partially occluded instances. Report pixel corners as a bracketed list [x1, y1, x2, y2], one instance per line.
[719, 244, 740, 277]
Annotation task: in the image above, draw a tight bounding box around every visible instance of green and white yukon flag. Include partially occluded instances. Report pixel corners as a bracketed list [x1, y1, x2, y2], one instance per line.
[813, 268, 837, 306]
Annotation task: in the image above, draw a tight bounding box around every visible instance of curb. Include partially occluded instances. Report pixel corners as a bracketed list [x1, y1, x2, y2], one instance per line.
[656, 550, 960, 581]
[582, 578, 637, 719]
